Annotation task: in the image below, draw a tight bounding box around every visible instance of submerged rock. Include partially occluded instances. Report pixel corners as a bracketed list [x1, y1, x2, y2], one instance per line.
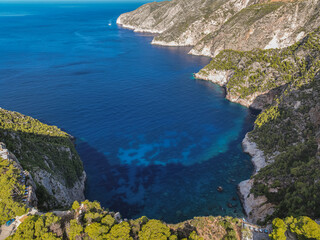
[217, 186, 224, 192]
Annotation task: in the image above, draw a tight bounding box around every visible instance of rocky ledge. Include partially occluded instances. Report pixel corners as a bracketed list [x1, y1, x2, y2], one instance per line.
[194, 70, 232, 87]
[33, 168, 86, 209]
[238, 134, 275, 224]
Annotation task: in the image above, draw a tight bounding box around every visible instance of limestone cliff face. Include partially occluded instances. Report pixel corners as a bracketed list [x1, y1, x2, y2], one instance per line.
[0, 108, 86, 210]
[117, 0, 256, 46]
[118, 0, 320, 57]
[32, 161, 86, 209]
[194, 69, 233, 87]
[191, 0, 320, 57]
[238, 135, 275, 223]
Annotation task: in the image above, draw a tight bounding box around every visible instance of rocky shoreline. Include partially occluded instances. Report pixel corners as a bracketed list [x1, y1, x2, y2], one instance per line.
[194, 67, 276, 222]
[116, 0, 320, 224]
[238, 134, 275, 224]
[116, 19, 274, 224]
[195, 70, 280, 223]
[116, 16, 162, 34]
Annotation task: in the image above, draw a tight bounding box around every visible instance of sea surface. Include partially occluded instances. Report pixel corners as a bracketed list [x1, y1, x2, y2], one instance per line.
[0, 2, 256, 223]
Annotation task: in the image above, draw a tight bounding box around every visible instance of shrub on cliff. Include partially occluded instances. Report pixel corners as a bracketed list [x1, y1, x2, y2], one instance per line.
[8, 213, 62, 240]
[270, 218, 287, 240]
[270, 216, 320, 240]
[106, 221, 133, 240]
[0, 157, 28, 225]
[67, 219, 83, 240]
[138, 219, 171, 240]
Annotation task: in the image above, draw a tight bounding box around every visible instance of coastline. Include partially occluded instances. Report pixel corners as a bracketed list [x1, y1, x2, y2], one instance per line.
[238, 134, 275, 223]
[116, 20, 268, 223]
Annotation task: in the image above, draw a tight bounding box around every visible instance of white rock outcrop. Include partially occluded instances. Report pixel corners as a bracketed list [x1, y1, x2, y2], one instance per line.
[33, 169, 86, 208]
[238, 134, 275, 223]
[194, 70, 233, 86]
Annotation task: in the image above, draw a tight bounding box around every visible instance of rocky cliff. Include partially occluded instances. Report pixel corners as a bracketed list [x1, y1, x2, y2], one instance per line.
[0, 108, 86, 210]
[118, 0, 320, 57]
[199, 27, 320, 223]
[118, 0, 320, 224]
[0, 142, 38, 208]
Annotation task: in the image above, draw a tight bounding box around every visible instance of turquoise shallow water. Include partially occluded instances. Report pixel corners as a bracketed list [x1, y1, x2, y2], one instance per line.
[0, 2, 255, 223]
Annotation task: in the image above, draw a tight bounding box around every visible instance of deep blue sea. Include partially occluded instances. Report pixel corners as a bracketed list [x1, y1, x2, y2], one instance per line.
[0, 2, 256, 223]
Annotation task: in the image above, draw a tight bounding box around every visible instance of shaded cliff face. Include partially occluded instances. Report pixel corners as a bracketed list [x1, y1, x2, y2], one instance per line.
[238, 78, 320, 223]
[0, 108, 85, 210]
[117, 0, 320, 56]
[248, 78, 320, 222]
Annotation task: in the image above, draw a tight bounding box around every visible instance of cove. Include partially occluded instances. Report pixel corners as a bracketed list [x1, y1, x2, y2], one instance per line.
[0, 2, 255, 223]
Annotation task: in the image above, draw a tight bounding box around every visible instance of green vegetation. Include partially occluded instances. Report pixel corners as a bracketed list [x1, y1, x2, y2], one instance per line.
[218, 219, 238, 240]
[0, 108, 84, 208]
[250, 107, 299, 155]
[225, 2, 284, 27]
[199, 22, 320, 224]
[255, 105, 280, 128]
[200, 26, 320, 111]
[248, 78, 320, 221]
[8, 213, 62, 240]
[270, 216, 320, 240]
[138, 220, 171, 240]
[251, 138, 320, 220]
[269, 218, 287, 240]
[0, 156, 27, 225]
[8, 200, 246, 239]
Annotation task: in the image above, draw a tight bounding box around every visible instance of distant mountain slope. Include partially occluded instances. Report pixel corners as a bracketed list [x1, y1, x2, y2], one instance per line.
[117, 0, 320, 57]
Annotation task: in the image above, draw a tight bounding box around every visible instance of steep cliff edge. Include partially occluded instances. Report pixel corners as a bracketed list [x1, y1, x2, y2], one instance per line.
[117, 0, 320, 57]
[0, 108, 86, 210]
[197, 27, 320, 223]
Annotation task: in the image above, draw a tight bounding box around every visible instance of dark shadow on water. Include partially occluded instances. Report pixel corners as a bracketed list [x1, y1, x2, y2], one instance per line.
[76, 110, 257, 223]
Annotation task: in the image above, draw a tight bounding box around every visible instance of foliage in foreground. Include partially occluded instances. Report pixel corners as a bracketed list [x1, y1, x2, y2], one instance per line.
[0, 156, 27, 225]
[270, 216, 320, 240]
[8, 200, 244, 240]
